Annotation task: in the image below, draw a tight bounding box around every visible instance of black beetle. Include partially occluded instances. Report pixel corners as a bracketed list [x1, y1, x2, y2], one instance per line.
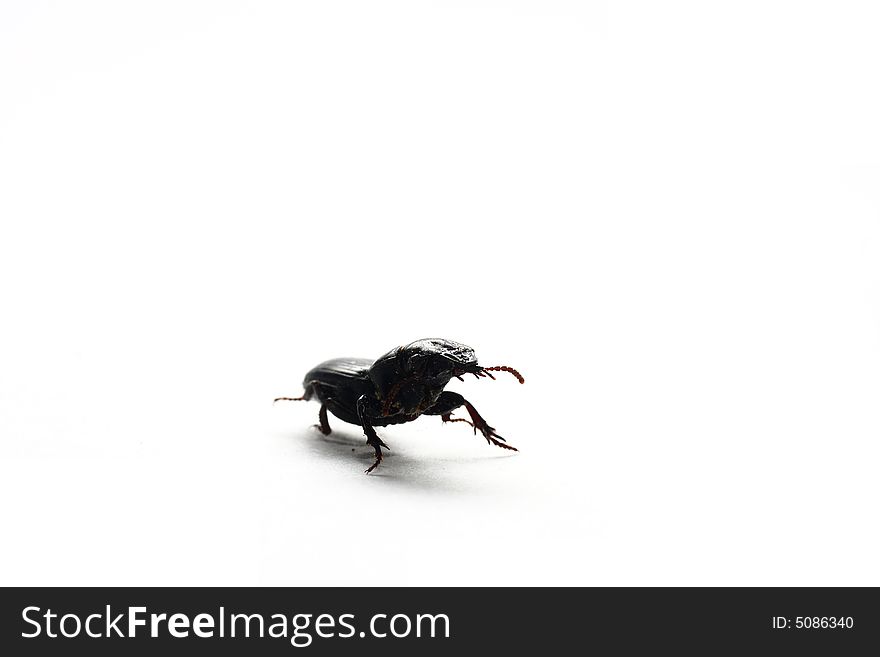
[274, 338, 524, 473]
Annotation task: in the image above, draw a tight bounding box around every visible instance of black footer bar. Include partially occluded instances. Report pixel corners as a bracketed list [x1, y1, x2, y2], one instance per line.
[2, 587, 877, 654]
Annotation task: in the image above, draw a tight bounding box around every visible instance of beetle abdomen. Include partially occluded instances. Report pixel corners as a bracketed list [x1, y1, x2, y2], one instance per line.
[303, 358, 373, 388]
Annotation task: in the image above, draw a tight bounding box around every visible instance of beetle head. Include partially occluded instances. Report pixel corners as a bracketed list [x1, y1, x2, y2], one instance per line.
[370, 338, 524, 417]
[398, 338, 480, 381]
[370, 338, 479, 415]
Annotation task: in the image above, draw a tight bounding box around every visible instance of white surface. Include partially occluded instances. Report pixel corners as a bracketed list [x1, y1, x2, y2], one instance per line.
[1, 1, 879, 586]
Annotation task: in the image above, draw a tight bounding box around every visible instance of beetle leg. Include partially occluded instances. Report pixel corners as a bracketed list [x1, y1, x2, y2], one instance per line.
[364, 438, 387, 474]
[364, 431, 390, 474]
[273, 394, 309, 403]
[426, 392, 518, 452]
[441, 413, 474, 428]
[357, 394, 390, 474]
[273, 382, 315, 404]
[313, 403, 331, 435]
[460, 400, 517, 451]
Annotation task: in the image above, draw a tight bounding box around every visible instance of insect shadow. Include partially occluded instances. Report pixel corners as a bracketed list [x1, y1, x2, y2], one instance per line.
[285, 425, 515, 493]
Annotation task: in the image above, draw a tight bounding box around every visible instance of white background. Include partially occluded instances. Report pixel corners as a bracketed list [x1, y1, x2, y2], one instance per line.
[1, 1, 879, 586]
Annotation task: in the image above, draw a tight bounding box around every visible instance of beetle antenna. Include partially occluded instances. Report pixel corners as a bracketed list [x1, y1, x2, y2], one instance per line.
[273, 395, 309, 404]
[482, 365, 525, 384]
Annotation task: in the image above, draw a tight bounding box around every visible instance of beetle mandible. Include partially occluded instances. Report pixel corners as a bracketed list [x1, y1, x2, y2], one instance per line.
[274, 338, 525, 473]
